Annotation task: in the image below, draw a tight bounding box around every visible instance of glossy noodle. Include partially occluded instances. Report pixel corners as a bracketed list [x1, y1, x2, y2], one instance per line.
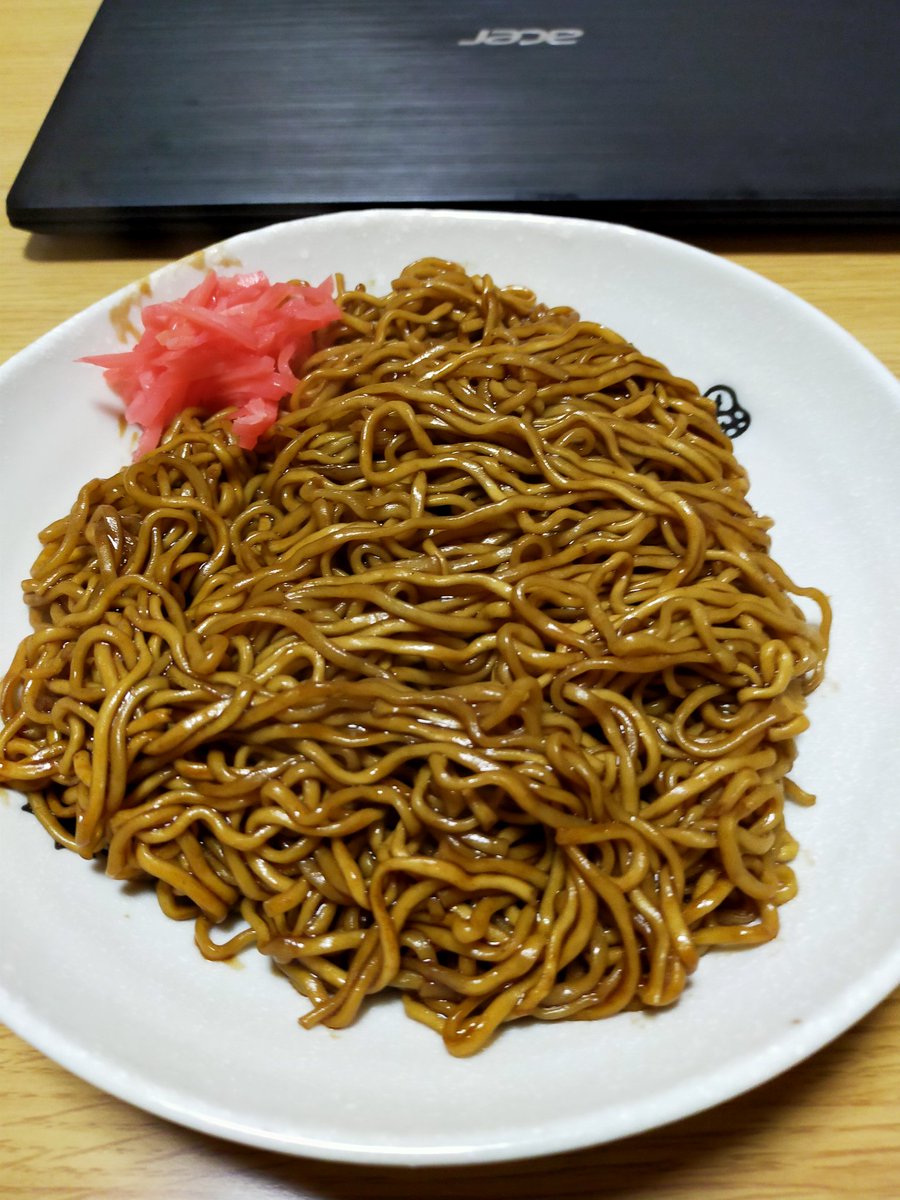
[0, 259, 830, 1055]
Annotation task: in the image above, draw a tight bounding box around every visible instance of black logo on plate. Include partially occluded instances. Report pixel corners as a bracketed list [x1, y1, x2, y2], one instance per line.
[705, 385, 750, 438]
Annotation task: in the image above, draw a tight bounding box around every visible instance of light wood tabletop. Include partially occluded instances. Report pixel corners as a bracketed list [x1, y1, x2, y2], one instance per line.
[1, 4, 898, 1197]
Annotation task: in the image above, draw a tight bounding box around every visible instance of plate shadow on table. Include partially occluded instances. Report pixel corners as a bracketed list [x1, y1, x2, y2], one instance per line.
[22, 226, 900, 267]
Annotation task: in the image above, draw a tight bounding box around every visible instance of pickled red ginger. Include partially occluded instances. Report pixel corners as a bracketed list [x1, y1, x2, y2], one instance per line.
[82, 270, 341, 456]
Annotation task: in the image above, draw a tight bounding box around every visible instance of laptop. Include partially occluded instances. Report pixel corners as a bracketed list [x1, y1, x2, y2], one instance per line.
[8, 0, 900, 235]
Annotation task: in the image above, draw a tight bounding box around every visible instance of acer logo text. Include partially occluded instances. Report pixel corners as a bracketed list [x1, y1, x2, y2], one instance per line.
[457, 28, 584, 47]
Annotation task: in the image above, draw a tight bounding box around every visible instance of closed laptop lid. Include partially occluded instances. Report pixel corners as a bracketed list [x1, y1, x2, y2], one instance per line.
[8, 0, 900, 234]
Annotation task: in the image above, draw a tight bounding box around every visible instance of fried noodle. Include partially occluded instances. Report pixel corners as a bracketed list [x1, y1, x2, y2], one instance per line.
[0, 258, 830, 1055]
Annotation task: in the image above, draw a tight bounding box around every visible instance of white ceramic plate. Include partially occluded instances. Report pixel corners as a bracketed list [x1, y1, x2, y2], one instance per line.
[1, 210, 899, 1166]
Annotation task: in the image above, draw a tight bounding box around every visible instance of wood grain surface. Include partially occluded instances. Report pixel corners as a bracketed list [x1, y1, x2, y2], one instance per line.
[1, 4, 898, 1197]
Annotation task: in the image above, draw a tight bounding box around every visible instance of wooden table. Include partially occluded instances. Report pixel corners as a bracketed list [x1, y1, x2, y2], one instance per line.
[1, 4, 898, 1197]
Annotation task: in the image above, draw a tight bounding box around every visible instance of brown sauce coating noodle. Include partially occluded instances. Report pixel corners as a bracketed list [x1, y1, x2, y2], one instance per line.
[0, 259, 830, 1056]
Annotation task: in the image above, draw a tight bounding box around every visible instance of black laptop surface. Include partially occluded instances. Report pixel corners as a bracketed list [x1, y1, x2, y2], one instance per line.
[8, 0, 900, 234]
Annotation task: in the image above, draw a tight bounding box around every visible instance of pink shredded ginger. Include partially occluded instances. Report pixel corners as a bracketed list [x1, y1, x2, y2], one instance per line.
[81, 270, 341, 456]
